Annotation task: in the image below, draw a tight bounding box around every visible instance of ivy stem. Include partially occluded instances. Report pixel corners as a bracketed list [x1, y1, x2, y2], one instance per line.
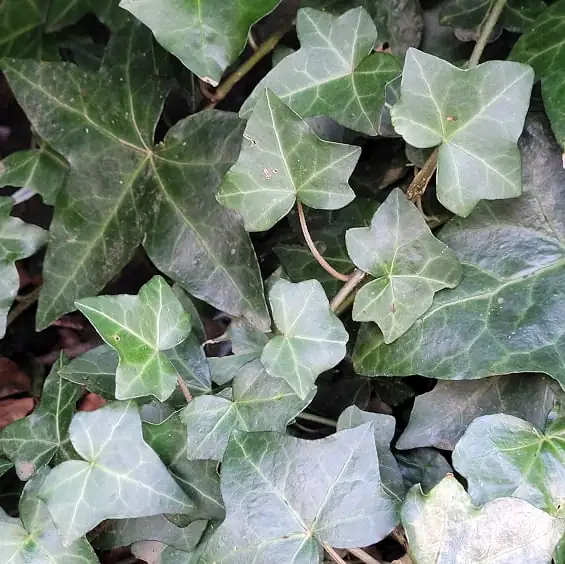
[177, 376, 192, 403]
[204, 27, 290, 110]
[406, 148, 438, 202]
[297, 200, 351, 282]
[348, 547, 387, 564]
[330, 268, 366, 312]
[296, 412, 337, 427]
[324, 544, 348, 564]
[468, 0, 508, 68]
[6, 285, 41, 328]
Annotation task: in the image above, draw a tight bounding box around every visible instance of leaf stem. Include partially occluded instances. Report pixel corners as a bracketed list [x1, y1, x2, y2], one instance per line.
[330, 268, 366, 312]
[204, 27, 290, 110]
[324, 544, 348, 564]
[468, 0, 507, 68]
[297, 200, 351, 282]
[296, 412, 337, 427]
[7, 285, 41, 328]
[348, 547, 387, 564]
[177, 376, 192, 403]
[406, 148, 438, 202]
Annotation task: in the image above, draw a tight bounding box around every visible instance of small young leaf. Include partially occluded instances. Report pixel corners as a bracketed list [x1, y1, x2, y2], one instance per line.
[261, 279, 348, 399]
[200, 425, 397, 562]
[402, 475, 564, 564]
[76, 276, 191, 402]
[396, 448, 452, 493]
[182, 359, 312, 460]
[0, 358, 82, 481]
[453, 414, 565, 514]
[391, 49, 534, 216]
[39, 401, 193, 545]
[217, 89, 359, 232]
[346, 188, 461, 342]
[240, 8, 401, 136]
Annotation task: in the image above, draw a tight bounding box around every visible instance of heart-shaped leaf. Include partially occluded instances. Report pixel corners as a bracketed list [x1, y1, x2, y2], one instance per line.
[391, 48, 534, 216]
[0, 357, 82, 481]
[200, 425, 397, 563]
[453, 413, 565, 514]
[217, 89, 359, 232]
[76, 276, 191, 402]
[39, 401, 193, 545]
[240, 8, 401, 136]
[182, 358, 312, 460]
[346, 188, 461, 342]
[261, 279, 348, 399]
[402, 475, 564, 564]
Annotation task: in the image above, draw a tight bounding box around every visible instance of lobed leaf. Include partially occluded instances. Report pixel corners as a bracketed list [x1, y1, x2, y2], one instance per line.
[396, 448, 452, 493]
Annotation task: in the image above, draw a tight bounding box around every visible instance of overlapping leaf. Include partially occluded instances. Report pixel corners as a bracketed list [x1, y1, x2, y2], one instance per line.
[0, 467, 98, 563]
[217, 89, 359, 232]
[396, 448, 452, 493]
[76, 276, 191, 402]
[261, 279, 348, 399]
[120, 0, 280, 85]
[3, 23, 269, 331]
[391, 48, 534, 216]
[240, 8, 401, 136]
[200, 425, 397, 563]
[0, 198, 47, 337]
[182, 359, 312, 460]
[47, 0, 127, 31]
[402, 475, 564, 564]
[39, 401, 193, 545]
[346, 189, 461, 342]
[353, 116, 565, 384]
[0, 358, 82, 481]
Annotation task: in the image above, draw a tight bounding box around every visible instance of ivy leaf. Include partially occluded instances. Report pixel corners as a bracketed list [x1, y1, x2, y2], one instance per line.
[182, 359, 312, 461]
[397, 375, 556, 450]
[119, 0, 280, 86]
[402, 475, 564, 564]
[391, 48, 534, 216]
[337, 406, 405, 503]
[217, 89, 359, 232]
[39, 401, 193, 545]
[143, 411, 224, 521]
[200, 425, 397, 562]
[240, 8, 402, 136]
[353, 116, 565, 384]
[0, 358, 82, 481]
[261, 279, 348, 399]
[76, 276, 191, 402]
[346, 188, 461, 343]
[3, 24, 269, 332]
[453, 414, 565, 514]
[0, 467, 98, 563]
[396, 448, 452, 493]
[0, 198, 47, 337]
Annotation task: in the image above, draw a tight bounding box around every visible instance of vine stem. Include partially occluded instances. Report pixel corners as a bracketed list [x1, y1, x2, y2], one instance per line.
[330, 268, 366, 313]
[323, 544, 347, 564]
[296, 412, 337, 427]
[6, 285, 41, 328]
[177, 376, 192, 403]
[297, 200, 350, 282]
[348, 548, 387, 564]
[468, 0, 508, 68]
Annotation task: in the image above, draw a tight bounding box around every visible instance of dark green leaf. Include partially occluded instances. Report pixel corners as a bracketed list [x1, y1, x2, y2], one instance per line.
[166, 336, 212, 396]
[207, 353, 259, 386]
[47, 0, 127, 31]
[396, 448, 452, 493]
[0, 458, 13, 478]
[200, 425, 397, 562]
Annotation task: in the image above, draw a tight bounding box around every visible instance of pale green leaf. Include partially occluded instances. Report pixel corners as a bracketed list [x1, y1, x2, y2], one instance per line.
[402, 475, 564, 564]
[227, 318, 271, 355]
[391, 48, 534, 216]
[39, 401, 193, 545]
[207, 353, 258, 386]
[346, 188, 461, 342]
[396, 448, 452, 493]
[261, 279, 348, 399]
[240, 8, 402, 136]
[217, 89, 359, 232]
[200, 425, 397, 563]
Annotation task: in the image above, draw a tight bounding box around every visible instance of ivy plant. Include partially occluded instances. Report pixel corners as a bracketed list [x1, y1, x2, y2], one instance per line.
[2, 0, 565, 563]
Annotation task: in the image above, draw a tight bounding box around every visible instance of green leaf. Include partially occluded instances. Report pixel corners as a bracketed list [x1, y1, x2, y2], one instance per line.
[0, 358, 82, 481]
[346, 188, 461, 343]
[337, 406, 405, 503]
[143, 411, 224, 521]
[261, 279, 348, 399]
[76, 276, 191, 402]
[3, 24, 268, 332]
[391, 48, 534, 216]
[47, 0, 127, 32]
[200, 425, 397, 562]
[397, 375, 556, 450]
[353, 116, 565, 384]
[39, 401, 193, 545]
[542, 71, 565, 151]
[119, 0, 280, 86]
[396, 448, 452, 493]
[182, 359, 312, 461]
[0, 457, 13, 478]
[0, 467, 98, 563]
[240, 8, 402, 136]
[0, 198, 47, 337]
[453, 414, 565, 514]
[217, 89, 359, 232]
[402, 475, 564, 564]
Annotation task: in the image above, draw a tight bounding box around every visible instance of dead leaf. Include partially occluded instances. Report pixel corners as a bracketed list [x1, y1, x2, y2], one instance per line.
[0, 358, 31, 399]
[0, 397, 34, 430]
[78, 393, 106, 412]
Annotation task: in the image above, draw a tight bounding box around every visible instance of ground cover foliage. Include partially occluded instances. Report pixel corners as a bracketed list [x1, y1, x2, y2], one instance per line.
[1, 0, 565, 562]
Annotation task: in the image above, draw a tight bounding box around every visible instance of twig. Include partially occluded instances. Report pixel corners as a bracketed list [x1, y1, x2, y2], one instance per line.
[324, 544, 347, 564]
[391, 526, 409, 551]
[348, 547, 386, 564]
[296, 412, 337, 427]
[248, 30, 258, 51]
[204, 26, 290, 110]
[177, 375, 192, 403]
[297, 200, 350, 282]
[330, 268, 366, 313]
[406, 148, 438, 202]
[6, 285, 41, 327]
[468, 0, 507, 68]
[199, 79, 216, 102]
